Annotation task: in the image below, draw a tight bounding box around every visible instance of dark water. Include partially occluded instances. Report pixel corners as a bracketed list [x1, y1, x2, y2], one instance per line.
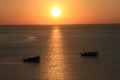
[0, 24, 120, 80]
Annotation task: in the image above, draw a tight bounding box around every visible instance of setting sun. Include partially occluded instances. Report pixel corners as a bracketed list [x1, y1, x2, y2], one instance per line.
[51, 7, 61, 17]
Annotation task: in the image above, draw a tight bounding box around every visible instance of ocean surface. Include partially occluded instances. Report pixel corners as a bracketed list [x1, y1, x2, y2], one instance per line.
[0, 24, 120, 80]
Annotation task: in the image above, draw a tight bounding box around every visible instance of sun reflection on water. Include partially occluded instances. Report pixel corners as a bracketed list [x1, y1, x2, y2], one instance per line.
[46, 26, 66, 80]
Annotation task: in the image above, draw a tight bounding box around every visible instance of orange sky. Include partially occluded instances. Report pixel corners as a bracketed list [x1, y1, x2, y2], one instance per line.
[0, 0, 120, 25]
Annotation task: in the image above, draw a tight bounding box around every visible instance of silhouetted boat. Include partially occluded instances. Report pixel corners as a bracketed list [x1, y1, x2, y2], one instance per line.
[23, 56, 40, 63]
[80, 51, 99, 57]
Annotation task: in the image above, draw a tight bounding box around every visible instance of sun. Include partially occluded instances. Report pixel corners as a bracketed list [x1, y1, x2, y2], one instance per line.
[51, 7, 61, 17]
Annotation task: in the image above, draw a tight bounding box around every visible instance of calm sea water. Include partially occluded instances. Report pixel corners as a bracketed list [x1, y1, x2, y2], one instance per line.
[0, 24, 120, 80]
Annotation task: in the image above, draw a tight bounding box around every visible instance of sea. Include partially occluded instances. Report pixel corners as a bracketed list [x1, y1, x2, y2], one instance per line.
[0, 24, 120, 80]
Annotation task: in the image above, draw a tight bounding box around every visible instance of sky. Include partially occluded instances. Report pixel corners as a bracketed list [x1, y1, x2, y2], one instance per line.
[0, 0, 120, 25]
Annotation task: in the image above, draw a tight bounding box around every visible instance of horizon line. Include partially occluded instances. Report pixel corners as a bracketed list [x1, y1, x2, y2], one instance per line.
[0, 23, 120, 26]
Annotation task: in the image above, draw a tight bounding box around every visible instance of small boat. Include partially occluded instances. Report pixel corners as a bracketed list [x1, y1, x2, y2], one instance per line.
[23, 56, 40, 63]
[80, 51, 99, 57]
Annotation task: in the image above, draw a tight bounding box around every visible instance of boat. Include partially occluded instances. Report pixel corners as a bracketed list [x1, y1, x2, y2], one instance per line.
[80, 51, 99, 57]
[23, 56, 40, 63]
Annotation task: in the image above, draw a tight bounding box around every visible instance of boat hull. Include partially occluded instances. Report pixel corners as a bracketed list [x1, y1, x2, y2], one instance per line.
[80, 51, 98, 57]
[23, 56, 40, 63]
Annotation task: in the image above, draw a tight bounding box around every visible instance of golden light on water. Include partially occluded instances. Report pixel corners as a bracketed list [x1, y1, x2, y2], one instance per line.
[46, 27, 66, 80]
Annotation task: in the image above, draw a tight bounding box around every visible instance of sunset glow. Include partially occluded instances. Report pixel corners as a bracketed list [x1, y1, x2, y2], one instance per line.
[51, 7, 61, 17]
[0, 0, 120, 24]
